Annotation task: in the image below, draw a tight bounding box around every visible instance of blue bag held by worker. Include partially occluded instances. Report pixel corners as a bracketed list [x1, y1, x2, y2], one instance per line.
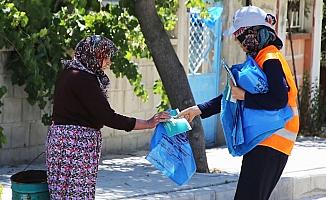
[146, 123, 196, 185]
[220, 80, 244, 156]
[231, 56, 269, 94]
[230, 56, 293, 142]
[220, 56, 293, 156]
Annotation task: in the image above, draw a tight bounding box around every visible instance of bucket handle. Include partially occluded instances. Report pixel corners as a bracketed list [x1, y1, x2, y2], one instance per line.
[23, 151, 45, 171]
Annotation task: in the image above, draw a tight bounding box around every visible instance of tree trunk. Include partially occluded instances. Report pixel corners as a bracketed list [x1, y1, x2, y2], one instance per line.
[134, 0, 209, 172]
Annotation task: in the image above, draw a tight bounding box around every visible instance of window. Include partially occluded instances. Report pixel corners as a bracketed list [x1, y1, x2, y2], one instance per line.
[287, 0, 305, 32]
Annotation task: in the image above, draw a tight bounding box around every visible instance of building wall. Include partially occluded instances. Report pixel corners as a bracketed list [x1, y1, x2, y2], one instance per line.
[101, 59, 161, 155]
[284, 33, 312, 86]
[0, 50, 48, 165]
[0, 50, 161, 165]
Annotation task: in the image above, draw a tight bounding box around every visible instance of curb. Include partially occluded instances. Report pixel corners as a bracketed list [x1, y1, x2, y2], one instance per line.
[122, 168, 326, 200]
[270, 168, 326, 200]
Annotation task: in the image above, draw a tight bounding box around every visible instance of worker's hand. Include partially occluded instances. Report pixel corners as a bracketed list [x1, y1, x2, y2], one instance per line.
[177, 106, 202, 123]
[147, 111, 170, 128]
[230, 81, 245, 100]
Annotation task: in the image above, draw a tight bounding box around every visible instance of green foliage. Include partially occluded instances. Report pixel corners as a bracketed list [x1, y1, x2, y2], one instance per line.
[0, 0, 181, 147]
[156, 0, 179, 31]
[153, 80, 170, 112]
[299, 72, 326, 136]
[0, 126, 6, 148]
[0, 86, 7, 148]
[185, 0, 221, 18]
[0, 0, 155, 108]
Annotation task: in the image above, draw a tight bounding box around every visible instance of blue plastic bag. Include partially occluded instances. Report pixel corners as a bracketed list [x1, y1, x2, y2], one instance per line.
[221, 57, 293, 156]
[231, 56, 269, 94]
[146, 124, 196, 185]
[220, 81, 244, 156]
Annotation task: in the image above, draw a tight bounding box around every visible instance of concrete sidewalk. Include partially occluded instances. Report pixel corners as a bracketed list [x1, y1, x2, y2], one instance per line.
[1, 136, 326, 199]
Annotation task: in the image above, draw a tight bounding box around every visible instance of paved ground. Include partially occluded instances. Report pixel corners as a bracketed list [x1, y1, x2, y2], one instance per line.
[1, 136, 326, 199]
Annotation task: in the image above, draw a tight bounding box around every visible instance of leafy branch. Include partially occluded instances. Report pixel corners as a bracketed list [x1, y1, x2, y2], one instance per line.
[0, 0, 179, 147]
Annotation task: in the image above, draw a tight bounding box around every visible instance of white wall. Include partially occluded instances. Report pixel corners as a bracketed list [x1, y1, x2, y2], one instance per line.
[0, 50, 48, 165]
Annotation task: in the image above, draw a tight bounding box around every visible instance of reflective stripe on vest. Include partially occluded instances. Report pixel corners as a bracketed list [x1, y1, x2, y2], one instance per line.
[274, 107, 299, 142]
[255, 45, 300, 155]
[292, 106, 299, 116]
[274, 128, 297, 141]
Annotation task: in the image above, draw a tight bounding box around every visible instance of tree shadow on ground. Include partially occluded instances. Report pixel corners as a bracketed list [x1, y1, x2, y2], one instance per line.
[96, 152, 238, 199]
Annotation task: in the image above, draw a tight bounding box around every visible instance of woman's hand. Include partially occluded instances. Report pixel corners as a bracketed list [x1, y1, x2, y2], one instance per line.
[177, 106, 202, 123]
[146, 111, 171, 129]
[230, 81, 245, 100]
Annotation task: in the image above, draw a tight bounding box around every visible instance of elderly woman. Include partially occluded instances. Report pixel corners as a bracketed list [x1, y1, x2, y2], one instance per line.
[46, 35, 170, 199]
[178, 6, 299, 200]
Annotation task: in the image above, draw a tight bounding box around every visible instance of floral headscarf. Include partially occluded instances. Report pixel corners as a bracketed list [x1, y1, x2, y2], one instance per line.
[233, 14, 283, 58]
[62, 35, 118, 97]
